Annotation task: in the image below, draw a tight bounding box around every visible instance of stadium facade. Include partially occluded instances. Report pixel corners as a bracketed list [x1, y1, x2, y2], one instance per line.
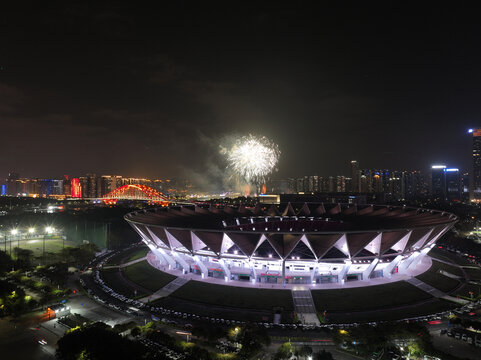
[125, 203, 457, 285]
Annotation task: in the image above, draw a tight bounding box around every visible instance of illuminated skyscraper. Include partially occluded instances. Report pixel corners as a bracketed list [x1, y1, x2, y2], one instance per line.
[431, 165, 446, 201]
[445, 168, 461, 202]
[70, 178, 82, 198]
[350, 160, 359, 192]
[470, 129, 481, 201]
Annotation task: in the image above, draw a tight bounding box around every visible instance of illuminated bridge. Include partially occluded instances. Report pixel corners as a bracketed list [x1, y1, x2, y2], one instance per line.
[102, 185, 169, 205]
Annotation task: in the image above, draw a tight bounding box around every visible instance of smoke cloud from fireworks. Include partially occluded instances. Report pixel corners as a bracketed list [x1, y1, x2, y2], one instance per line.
[222, 134, 280, 184]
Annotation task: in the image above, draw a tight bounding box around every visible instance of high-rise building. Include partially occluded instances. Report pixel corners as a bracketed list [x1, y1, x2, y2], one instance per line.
[404, 171, 426, 200]
[63, 175, 71, 196]
[470, 128, 481, 201]
[6, 172, 19, 195]
[86, 173, 97, 198]
[336, 176, 346, 192]
[52, 179, 63, 195]
[71, 178, 82, 198]
[37, 179, 54, 196]
[431, 165, 446, 201]
[372, 172, 382, 193]
[445, 168, 461, 202]
[79, 177, 88, 198]
[461, 172, 470, 202]
[350, 160, 359, 193]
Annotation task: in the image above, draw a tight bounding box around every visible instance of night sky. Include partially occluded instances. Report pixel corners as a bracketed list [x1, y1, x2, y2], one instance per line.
[1, 3, 480, 183]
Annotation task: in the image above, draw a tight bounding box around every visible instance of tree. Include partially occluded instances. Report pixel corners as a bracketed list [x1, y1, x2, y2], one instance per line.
[13, 248, 34, 269]
[274, 342, 296, 360]
[130, 326, 141, 337]
[56, 322, 146, 360]
[313, 349, 334, 360]
[237, 325, 271, 357]
[0, 250, 13, 274]
[298, 344, 313, 357]
[184, 346, 213, 360]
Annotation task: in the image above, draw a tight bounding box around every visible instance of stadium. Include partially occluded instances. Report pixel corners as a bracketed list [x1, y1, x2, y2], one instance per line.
[124, 203, 457, 286]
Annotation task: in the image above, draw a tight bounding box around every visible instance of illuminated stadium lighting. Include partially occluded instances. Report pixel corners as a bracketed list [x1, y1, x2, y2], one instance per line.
[10, 229, 18, 235]
[28, 227, 35, 234]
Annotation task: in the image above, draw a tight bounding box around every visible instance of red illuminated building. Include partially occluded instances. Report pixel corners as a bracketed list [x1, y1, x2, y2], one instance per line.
[70, 178, 82, 198]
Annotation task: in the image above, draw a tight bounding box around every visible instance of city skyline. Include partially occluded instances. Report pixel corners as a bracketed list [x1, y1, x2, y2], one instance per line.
[1, 4, 480, 180]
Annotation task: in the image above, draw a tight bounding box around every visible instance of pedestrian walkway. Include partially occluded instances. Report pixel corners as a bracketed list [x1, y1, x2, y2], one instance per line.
[103, 256, 147, 269]
[291, 288, 320, 326]
[405, 277, 469, 305]
[139, 277, 189, 303]
[406, 277, 446, 298]
[119, 256, 147, 268]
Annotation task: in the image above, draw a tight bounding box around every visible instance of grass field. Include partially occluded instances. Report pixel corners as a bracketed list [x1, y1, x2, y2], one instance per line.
[415, 260, 462, 293]
[453, 282, 481, 299]
[122, 260, 176, 292]
[100, 268, 148, 298]
[127, 247, 149, 262]
[425, 258, 464, 277]
[428, 248, 474, 266]
[169, 280, 294, 311]
[328, 299, 457, 323]
[311, 281, 432, 313]
[2, 237, 77, 258]
[464, 267, 481, 281]
[153, 296, 278, 322]
[107, 245, 149, 266]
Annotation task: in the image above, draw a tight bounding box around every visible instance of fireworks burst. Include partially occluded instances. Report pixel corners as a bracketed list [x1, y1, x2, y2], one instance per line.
[224, 134, 280, 184]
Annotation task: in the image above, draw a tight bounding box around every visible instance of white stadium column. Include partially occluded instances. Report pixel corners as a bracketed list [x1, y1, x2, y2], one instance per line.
[192, 255, 208, 278]
[311, 263, 319, 284]
[406, 246, 431, 270]
[249, 261, 257, 283]
[153, 247, 176, 269]
[218, 258, 231, 281]
[397, 252, 420, 274]
[338, 260, 352, 284]
[171, 251, 190, 273]
[145, 243, 165, 266]
[382, 255, 403, 278]
[361, 258, 379, 281]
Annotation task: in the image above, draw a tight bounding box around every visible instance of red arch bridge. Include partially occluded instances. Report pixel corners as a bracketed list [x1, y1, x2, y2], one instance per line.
[102, 185, 170, 205]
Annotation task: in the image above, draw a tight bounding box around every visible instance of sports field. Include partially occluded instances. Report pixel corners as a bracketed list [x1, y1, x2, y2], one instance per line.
[1, 237, 76, 258]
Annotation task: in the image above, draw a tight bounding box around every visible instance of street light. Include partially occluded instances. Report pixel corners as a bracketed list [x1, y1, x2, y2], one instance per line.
[10, 229, 18, 235]
[45, 227, 54, 234]
[28, 227, 35, 234]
